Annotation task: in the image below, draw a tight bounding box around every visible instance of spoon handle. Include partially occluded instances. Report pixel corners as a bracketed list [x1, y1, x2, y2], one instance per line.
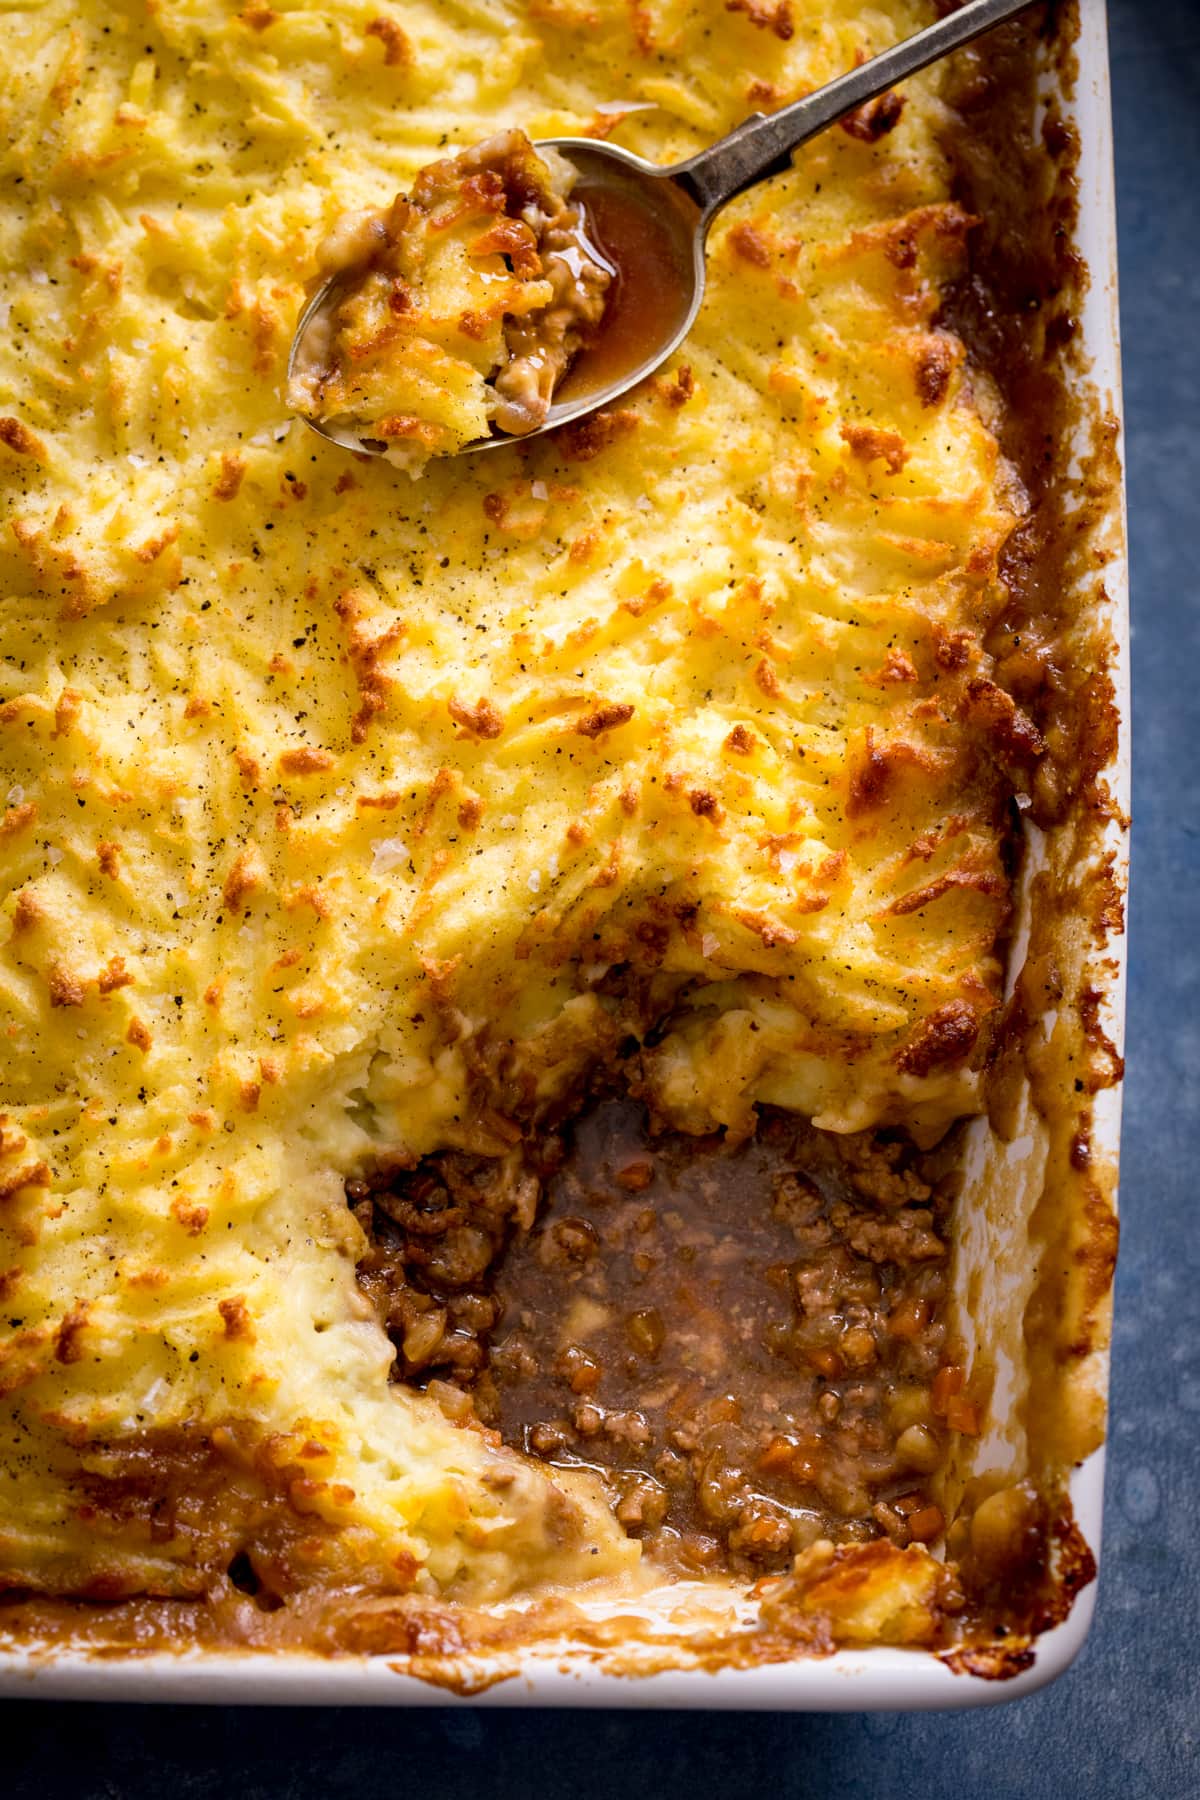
[667, 0, 1036, 219]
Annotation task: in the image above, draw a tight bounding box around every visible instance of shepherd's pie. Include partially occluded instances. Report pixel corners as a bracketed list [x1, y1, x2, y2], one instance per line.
[0, 0, 1121, 1667]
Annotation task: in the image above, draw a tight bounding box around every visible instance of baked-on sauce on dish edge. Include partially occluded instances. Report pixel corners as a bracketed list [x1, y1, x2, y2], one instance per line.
[0, 0, 1123, 1682]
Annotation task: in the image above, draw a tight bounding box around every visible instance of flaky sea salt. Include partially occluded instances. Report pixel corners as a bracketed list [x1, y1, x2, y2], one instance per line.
[371, 836, 409, 873]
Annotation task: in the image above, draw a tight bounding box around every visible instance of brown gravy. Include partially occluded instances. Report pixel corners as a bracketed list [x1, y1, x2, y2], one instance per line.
[555, 178, 698, 405]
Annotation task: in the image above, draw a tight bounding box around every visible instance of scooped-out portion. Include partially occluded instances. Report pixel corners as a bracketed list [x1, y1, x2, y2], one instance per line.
[286, 130, 613, 471]
[351, 1102, 961, 1582]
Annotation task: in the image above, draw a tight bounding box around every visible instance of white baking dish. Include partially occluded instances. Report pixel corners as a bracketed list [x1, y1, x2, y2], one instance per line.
[0, 0, 1127, 1709]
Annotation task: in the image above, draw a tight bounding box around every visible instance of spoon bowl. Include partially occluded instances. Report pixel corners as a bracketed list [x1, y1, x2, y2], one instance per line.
[285, 139, 707, 460]
[286, 0, 1034, 461]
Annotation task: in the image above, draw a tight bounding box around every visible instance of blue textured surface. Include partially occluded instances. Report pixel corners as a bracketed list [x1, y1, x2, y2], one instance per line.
[6, 1, 1198, 1792]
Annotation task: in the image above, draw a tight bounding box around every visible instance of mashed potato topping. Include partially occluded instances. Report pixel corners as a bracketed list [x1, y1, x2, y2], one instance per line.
[287, 129, 612, 469]
[0, 0, 1029, 1605]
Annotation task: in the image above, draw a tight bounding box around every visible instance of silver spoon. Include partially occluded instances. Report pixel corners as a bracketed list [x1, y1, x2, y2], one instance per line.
[288, 0, 1033, 459]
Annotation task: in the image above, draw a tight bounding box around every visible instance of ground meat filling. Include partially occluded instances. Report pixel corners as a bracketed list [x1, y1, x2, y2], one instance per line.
[487, 149, 612, 434]
[351, 1101, 957, 1577]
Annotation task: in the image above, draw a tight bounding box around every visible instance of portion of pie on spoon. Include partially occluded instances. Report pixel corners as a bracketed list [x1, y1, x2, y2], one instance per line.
[287, 129, 612, 472]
